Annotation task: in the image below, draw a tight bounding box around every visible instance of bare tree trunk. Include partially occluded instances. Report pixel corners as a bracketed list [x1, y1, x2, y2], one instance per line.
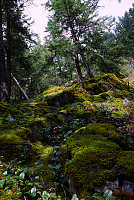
[6, 0, 11, 100]
[11, 73, 31, 103]
[80, 52, 94, 78]
[0, 0, 8, 102]
[74, 53, 85, 89]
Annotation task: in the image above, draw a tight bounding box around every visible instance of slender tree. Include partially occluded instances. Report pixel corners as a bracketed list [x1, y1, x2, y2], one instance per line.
[115, 5, 134, 58]
[0, 0, 34, 102]
[0, 0, 8, 102]
[45, 0, 99, 88]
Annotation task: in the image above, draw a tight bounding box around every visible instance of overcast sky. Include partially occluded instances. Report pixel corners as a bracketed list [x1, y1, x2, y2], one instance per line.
[24, 0, 133, 43]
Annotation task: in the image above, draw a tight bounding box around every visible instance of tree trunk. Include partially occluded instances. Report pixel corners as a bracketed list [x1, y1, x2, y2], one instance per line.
[6, 0, 11, 101]
[63, 1, 85, 89]
[80, 52, 94, 78]
[74, 53, 85, 89]
[0, 0, 8, 102]
[11, 73, 31, 103]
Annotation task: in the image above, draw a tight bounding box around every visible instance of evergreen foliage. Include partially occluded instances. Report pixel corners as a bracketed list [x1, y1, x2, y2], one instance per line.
[115, 5, 134, 58]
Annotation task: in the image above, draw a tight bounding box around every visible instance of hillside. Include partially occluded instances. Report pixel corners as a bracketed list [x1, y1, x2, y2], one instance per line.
[0, 73, 134, 200]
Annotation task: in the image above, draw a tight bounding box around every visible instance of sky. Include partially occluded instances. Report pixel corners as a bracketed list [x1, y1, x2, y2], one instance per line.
[24, 0, 134, 43]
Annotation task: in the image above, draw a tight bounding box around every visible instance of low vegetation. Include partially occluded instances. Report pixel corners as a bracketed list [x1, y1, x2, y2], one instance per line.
[0, 73, 134, 199]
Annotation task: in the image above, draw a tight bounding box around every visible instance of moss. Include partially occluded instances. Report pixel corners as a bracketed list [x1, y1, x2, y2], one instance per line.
[35, 86, 63, 102]
[0, 127, 31, 142]
[115, 151, 134, 175]
[46, 112, 65, 123]
[31, 141, 53, 158]
[0, 184, 21, 200]
[65, 123, 122, 195]
[0, 127, 38, 161]
[29, 117, 48, 127]
[72, 123, 120, 143]
[65, 123, 134, 196]
[65, 141, 119, 191]
[35, 84, 91, 108]
[84, 73, 134, 100]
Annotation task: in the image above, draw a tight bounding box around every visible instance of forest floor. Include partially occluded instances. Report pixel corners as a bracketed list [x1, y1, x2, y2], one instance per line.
[0, 73, 134, 200]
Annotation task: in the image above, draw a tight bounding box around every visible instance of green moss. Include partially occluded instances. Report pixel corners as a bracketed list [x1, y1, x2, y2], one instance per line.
[0, 127, 31, 142]
[31, 141, 53, 160]
[29, 117, 48, 127]
[65, 123, 123, 194]
[35, 86, 63, 102]
[72, 123, 120, 143]
[65, 141, 119, 190]
[35, 84, 91, 108]
[0, 184, 21, 200]
[84, 73, 134, 100]
[65, 122, 134, 196]
[115, 151, 134, 174]
[46, 112, 65, 123]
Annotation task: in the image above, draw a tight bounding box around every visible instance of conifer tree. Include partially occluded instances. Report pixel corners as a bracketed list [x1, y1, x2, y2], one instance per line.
[45, 0, 99, 88]
[0, 0, 34, 102]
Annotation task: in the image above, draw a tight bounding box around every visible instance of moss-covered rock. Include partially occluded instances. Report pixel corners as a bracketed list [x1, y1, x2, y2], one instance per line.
[0, 73, 133, 199]
[84, 73, 134, 100]
[65, 123, 134, 198]
[72, 123, 120, 143]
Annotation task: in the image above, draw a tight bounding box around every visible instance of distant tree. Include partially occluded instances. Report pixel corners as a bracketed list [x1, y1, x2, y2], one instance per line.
[0, 0, 35, 102]
[45, 0, 99, 88]
[84, 16, 123, 75]
[45, 36, 77, 85]
[0, 0, 8, 102]
[115, 5, 134, 58]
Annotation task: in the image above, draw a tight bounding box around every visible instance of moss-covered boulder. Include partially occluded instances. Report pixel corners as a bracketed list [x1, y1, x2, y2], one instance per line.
[35, 85, 91, 108]
[65, 123, 134, 198]
[0, 73, 134, 199]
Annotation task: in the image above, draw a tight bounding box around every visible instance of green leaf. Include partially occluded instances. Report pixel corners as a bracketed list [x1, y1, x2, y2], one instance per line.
[71, 194, 79, 200]
[31, 186, 36, 193]
[109, 196, 116, 200]
[31, 192, 37, 197]
[15, 169, 22, 174]
[50, 192, 57, 198]
[37, 164, 44, 168]
[48, 164, 54, 169]
[0, 180, 5, 188]
[19, 172, 25, 179]
[92, 193, 103, 199]
[28, 167, 35, 171]
[3, 171, 8, 175]
[103, 190, 112, 199]
[27, 182, 34, 186]
[42, 190, 50, 198]
[13, 175, 20, 179]
[35, 176, 39, 180]
[55, 163, 61, 169]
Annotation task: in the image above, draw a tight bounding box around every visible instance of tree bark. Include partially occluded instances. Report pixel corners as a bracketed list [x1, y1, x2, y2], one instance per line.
[6, 0, 11, 101]
[80, 52, 94, 78]
[11, 73, 31, 102]
[74, 53, 85, 89]
[0, 0, 8, 102]
[63, 0, 85, 89]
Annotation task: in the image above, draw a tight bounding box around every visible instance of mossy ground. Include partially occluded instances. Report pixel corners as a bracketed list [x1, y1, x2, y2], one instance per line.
[65, 123, 134, 198]
[0, 73, 134, 199]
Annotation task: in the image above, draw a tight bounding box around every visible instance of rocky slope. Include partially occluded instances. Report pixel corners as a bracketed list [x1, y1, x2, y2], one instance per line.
[0, 73, 134, 199]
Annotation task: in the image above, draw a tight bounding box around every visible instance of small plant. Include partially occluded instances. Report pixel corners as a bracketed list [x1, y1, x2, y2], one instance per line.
[0, 158, 44, 199]
[37, 192, 84, 200]
[48, 147, 67, 186]
[93, 190, 116, 200]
